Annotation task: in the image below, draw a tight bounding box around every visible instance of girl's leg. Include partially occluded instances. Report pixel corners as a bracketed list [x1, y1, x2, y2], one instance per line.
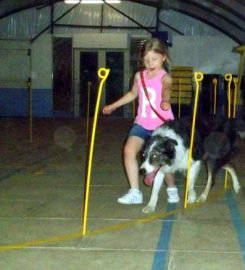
[123, 136, 144, 189]
[165, 173, 175, 187]
[165, 173, 180, 203]
[117, 136, 144, 205]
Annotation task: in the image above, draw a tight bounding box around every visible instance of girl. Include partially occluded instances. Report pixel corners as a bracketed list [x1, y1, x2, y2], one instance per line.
[102, 38, 179, 205]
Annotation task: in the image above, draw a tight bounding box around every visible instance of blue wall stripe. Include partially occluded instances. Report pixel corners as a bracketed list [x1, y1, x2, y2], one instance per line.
[151, 203, 177, 270]
[0, 87, 53, 117]
[32, 88, 53, 117]
[226, 191, 245, 264]
[0, 88, 29, 116]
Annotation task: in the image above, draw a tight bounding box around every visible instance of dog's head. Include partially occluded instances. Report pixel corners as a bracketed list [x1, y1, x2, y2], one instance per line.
[139, 135, 178, 175]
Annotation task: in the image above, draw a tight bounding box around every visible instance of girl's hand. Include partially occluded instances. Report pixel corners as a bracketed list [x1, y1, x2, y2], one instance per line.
[102, 105, 114, 115]
[160, 100, 171, 111]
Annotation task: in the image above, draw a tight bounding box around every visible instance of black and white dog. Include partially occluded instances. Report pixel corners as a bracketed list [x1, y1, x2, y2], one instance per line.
[140, 115, 244, 213]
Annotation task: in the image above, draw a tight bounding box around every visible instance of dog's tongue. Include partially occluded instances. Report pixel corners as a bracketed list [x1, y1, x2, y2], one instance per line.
[143, 169, 159, 186]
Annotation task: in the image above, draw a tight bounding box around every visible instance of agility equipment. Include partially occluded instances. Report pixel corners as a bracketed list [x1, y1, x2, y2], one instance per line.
[224, 74, 239, 189]
[82, 67, 110, 235]
[224, 74, 232, 189]
[225, 73, 233, 119]
[232, 77, 238, 118]
[178, 78, 182, 118]
[171, 66, 193, 118]
[27, 77, 33, 143]
[184, 72, 203, 209]
[212, 78, 218, 115]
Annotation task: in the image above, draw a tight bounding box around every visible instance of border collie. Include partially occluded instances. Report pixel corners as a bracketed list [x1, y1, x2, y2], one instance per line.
[140, 115, 244, 213]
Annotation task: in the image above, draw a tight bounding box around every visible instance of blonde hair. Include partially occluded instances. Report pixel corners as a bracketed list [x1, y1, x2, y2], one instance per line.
[141, 38, 171, 73]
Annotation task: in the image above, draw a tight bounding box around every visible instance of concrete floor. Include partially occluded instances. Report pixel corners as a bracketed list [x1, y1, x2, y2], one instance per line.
[0, 117, 244, 270]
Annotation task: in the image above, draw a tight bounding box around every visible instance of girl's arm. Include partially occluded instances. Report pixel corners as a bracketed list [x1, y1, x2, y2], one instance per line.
[160, 74, 172, 111]
[102, 73, 139, 115]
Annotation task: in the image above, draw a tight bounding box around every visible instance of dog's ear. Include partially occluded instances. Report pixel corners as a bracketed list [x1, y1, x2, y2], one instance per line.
[164, 137, 178, 147]
[159, 137, 177, 162]
[159, 137, 178, 152]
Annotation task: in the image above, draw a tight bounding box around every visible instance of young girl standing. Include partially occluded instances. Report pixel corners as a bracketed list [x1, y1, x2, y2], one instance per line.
[102, 38, 179, 205]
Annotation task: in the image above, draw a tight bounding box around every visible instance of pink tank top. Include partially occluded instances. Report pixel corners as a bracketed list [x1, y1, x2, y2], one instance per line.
[135, 69, 174, 130]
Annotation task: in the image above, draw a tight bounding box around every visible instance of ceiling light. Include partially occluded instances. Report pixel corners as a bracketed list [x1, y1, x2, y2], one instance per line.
[64, 0, 121, 4]
[81, 0, 121, 3]
[64, 0, 80, 3]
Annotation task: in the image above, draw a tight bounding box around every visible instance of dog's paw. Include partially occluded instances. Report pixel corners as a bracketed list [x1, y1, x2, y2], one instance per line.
[187, 191, 196, 204]
[142, 205, 155, 214]
[197, 193, 207, 203]
[234, 183, 241, 194]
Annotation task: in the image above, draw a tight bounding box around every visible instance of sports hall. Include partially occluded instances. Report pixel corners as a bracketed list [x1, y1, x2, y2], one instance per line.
[0, 1, 244, 269]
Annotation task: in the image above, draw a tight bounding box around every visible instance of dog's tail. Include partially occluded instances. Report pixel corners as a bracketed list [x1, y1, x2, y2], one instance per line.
[208, 114, 245, 140]
[203, 132, 231, 159]
[203, 117, 245, 159]
[235, 119, 245, 139]
[221, 117, 245, 141]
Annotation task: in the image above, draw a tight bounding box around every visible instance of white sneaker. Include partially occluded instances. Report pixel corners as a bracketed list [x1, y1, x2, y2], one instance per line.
[117, 189, 143, 205]
[167, 186, 180, 203]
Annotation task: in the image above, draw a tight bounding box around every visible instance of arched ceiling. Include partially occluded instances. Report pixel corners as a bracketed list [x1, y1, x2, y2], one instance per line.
[0, 0, 244, 44]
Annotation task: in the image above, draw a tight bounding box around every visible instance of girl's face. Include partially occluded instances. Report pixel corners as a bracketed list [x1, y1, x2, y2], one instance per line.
[143, 50, 166, 73]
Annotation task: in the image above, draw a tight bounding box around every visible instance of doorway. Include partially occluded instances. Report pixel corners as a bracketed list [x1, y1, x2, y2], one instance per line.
[53, 37, 72, 113]
[106, 51, 124, 116]
[80, 52, 98, 117]
[74, 49, 124, 117]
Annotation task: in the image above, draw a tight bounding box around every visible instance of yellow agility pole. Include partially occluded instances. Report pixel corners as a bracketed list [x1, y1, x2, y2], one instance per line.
[178, 78, 182, 118]
[224, 73, 232, 189]
[232, 77, 238, 118]
[225, 73, 232, 118]
[212, 78, 218, 115]
[86, 81, 92, 145]
[184, 72, 203, 209]
[27, 77, 33, 144]
[82, 68, 110, 236]
[223, 77, 239, 189]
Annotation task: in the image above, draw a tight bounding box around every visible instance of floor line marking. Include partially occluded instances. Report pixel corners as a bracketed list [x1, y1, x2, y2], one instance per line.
[151, 203, 177, 270]
[226, 191, 245, 264]
[0, 189, 227, 252]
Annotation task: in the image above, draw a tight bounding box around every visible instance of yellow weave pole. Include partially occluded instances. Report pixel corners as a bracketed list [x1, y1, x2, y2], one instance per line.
[27, 78, 33, 144]
[82, 68, 110, 235]
[225, 73, 232, 118]
[212, 78, 217, 115]
[86, 81, 92, 145]
[178, 78, 182, 118]
[224, 73, 232, 189]
[184, 72, 203, 209]
[232, 77, 238, 118]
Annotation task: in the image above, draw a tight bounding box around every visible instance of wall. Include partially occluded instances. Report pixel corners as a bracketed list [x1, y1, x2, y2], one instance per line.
[0, 34, 242, 117]
[0, 33, 130, 117]
[0, 36, 53, 117]
[73, 33, 129, 49]
[170, 36, 240, 75]
[31, 34, 53, 117]
[0, 40, 30, 116]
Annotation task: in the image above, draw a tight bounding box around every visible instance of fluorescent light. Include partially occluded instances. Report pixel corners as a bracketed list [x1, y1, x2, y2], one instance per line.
[64, 0, 80, 3]
[81, 0, 121, 3]
[64, 0, 121, 4]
